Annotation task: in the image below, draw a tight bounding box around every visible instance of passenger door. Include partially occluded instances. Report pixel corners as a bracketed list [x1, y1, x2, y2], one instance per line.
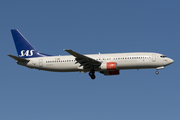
[152, 54, 156, 62]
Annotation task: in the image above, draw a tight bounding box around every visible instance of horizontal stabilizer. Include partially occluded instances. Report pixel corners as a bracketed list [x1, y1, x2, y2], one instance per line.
[8, 54, 30, 62]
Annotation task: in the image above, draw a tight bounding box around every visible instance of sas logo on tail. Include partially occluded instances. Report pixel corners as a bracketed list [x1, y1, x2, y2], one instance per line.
[19, 50, 34, 57]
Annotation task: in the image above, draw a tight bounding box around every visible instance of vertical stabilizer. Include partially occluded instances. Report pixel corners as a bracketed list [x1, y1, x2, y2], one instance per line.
[11, 29, 51, 58]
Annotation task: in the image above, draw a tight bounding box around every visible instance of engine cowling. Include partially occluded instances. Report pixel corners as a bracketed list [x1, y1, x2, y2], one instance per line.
[100, 62, 117, 70]
[100, 62, 119, 75]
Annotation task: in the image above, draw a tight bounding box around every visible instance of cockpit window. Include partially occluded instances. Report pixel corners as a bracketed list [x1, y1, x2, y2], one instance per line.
[160, 55, 167, 58]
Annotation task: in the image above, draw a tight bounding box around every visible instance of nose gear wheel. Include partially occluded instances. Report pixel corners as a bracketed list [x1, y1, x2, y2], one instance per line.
[155, 70, 159, 75]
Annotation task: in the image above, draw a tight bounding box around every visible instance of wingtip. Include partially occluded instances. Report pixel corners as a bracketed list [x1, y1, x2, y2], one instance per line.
[64, 49, 71, 51]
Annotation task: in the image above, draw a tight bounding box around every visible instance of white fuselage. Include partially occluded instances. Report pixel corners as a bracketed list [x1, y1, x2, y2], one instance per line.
[19, 52, 173, 73]
[9, 29, 174, 79]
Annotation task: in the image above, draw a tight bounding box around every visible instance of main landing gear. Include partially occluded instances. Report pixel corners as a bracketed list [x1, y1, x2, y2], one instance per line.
[89, 69, 96, 79]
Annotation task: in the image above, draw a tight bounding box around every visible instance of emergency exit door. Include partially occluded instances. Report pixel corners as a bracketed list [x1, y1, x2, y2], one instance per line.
[39, 59, 43, 67]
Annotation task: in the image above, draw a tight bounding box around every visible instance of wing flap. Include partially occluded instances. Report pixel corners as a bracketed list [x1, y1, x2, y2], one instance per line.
[64, 49, 101, 68]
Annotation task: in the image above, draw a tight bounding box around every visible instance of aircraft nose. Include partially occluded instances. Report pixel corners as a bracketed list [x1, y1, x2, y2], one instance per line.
[169, 58, 174, 64]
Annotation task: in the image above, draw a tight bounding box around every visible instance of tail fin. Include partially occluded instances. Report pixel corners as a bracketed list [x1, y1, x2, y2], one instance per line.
[11, 29, 51, 58]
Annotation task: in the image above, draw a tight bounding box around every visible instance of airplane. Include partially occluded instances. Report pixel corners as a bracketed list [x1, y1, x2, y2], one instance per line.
[8, 29, 174, 79]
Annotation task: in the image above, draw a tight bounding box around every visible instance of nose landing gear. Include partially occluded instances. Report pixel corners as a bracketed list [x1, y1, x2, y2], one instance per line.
[155, 66, 164, 75]
[155, 70, 159, 75]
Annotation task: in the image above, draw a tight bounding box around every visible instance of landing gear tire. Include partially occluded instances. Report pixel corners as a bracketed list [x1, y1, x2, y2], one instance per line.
[89, 72, 94, 76]
[89, 69, 96, 80]
[155, 71, 159, 75]
[91, 75, 96, 79]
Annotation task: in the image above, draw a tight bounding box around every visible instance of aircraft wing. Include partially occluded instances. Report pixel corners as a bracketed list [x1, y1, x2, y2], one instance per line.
[8, 54, 30, 62]
[64, 49, 101, 69]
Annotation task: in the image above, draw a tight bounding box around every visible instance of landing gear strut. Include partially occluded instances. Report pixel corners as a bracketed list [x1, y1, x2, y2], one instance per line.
[155, 66, 164, 75]
[89, 69, 96, 79]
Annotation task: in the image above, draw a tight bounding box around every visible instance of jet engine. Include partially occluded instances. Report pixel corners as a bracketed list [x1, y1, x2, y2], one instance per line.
[100, 62, 117, 70]
[100, 62, 119, 75]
